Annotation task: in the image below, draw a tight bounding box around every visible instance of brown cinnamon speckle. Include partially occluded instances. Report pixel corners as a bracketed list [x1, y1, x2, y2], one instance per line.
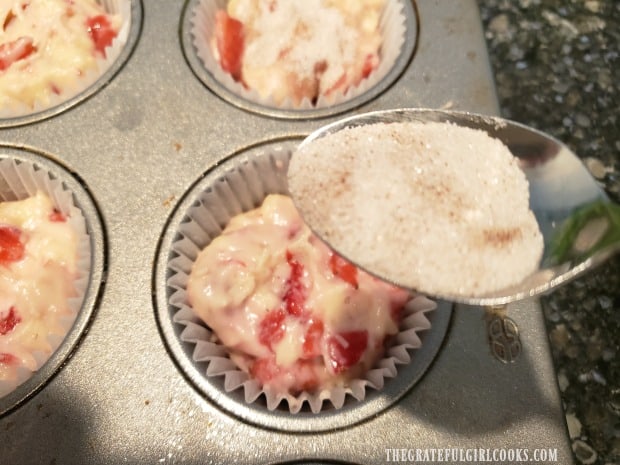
[483, 227, 522, 247]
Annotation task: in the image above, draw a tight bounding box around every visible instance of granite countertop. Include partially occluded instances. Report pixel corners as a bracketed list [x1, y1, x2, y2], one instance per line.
[477, 1, 619, 464]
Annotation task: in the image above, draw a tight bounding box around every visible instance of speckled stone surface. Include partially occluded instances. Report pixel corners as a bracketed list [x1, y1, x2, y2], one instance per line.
[477, 1, 619, 464]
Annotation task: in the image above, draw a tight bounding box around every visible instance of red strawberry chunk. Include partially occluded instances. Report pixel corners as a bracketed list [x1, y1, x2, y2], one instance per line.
[324, 72, 347, 96]
[0, 225, 25, 265]
[390, 301, 405, 322]
[327, 330, 368, 373]
[390, 294, 411, 322]
[0, 306, 21, 335]
[86, 15, 117, 57]
[0, 36, 36, 71]
[361, 53, 378, 78]
[214, 10, 244, 80]
[329, 252, 358, 288]
[250, 356, 281, 384]
[283, 250, 306, 316]
[49, 209, 66, 222]
[258, 309, 286, 349]
[250, 357, 319, 392]
[0, 353, 17, 365]
[302, 318, 324, 358]
[387, 287, 410, 322]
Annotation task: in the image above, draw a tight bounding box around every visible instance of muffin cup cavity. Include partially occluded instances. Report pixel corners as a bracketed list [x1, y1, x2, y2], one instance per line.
[0, 0, 138, 124]
[161, 140, 444, 420]
[0, 147, 105, 416]
[185, 0, 415, 118]
[0, 157, 90, 397]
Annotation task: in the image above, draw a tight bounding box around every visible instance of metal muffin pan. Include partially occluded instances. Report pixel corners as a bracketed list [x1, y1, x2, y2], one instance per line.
[0, 145, 106, 417]
[154, 138, 453, 432]
[0, 1, 574, 463]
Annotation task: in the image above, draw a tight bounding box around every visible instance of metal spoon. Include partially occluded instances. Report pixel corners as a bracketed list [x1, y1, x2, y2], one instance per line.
[289, 108, 620, 306]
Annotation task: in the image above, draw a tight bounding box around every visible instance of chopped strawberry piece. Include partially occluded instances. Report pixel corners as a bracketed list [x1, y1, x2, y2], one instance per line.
[302, 318, 324, 358]
[251, 357, 319, 392]
[361, 53, 379, 79]
[324, 72, 347, 96]
[283, 250, 306, 316]
[390, 301, 405, 322]
[0, 353, 17, 365]
[0, 37, 36, 71]
[0, 225, 25, 265]
[389, 290, 409, 322]
[388, 288, 410, 322]
[329, 252, 358, 288]
[214, 10, 244, 80]
[258, 309, 286, 349]
[250, 357, 281, 384]
[327, 330, 368, 373]
[49, 209, 66, 222]
[0, 306, 21, 335]
[86, 15, 117, 57]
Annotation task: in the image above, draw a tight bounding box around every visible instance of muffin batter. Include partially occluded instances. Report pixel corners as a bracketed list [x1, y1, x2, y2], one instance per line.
[187, 194, 410, 394]
[211, 0, 384, 105]
[0, 192, 79, 396]
[0, 0, 121, 109]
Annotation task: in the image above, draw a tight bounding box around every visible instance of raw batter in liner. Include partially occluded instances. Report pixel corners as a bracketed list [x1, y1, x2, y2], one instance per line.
[0, 0, 121, 110]
[0, 192, 78, 396]
[211, 0, 384, 105]
[187, 194, 410, 395]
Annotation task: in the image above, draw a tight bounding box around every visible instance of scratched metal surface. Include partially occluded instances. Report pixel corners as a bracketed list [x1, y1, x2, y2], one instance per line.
[0, 1, 573, 464]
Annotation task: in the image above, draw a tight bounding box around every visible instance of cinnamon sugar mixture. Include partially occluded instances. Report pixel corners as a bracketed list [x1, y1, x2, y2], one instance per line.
[287, 122, 544, 297]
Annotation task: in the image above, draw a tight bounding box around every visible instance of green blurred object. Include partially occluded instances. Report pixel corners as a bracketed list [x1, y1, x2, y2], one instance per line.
[548, 200, 620, 265]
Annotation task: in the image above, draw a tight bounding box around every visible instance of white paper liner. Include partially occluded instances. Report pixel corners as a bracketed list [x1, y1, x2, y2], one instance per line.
[190, 0, 407, 110]
[166, 149, 438, 414]
[0, 0, 132, 120]
[0, 157, 92, 397]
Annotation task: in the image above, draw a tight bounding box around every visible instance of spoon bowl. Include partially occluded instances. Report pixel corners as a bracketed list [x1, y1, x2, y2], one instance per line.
[290, 108, 620, 306]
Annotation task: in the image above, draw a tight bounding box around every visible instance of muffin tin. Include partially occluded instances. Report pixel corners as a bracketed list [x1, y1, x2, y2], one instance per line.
[1, 1, 574, 464]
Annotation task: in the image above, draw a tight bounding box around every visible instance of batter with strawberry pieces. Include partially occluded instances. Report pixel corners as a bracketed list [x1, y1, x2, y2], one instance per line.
[187, 195, 410, 395]
[0, 192, 78, 396]
[211, 0, 384, 105]
[0, 0, 120, 110]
